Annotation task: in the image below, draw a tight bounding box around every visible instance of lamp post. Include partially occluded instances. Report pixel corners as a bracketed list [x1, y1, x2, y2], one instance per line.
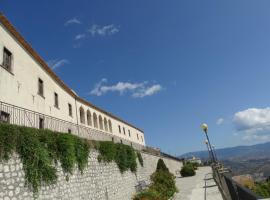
[212, 145, 218, 162]
[204, 140, 211, 163]
[201, 123, 216, 163]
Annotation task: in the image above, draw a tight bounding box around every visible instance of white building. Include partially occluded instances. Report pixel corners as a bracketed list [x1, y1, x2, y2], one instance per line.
[0, 14, 145, 148]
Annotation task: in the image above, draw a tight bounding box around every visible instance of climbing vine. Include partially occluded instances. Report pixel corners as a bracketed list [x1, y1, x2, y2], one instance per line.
[98, 141, 137, 173]
[0, 123, 141, 196]
[0, 123, 90, 195]
[137, 151, 144, 167]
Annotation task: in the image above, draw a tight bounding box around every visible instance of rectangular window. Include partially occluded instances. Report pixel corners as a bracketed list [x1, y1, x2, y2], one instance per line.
[39, 117, 44, 129]
[141, 136, 144, 142]
[123, 127, 126, 135]
[128, 130, 131, 137]
[0, 111, 10, 123]
[68, 129, 71, 134]
[137, 133, 139, 140]
[38, 78, 44, 96]
[68, 103, 72, 117]
[118, 125, 121, 133]
[2, 47, 12, 72]
[54, 92, 59, 108]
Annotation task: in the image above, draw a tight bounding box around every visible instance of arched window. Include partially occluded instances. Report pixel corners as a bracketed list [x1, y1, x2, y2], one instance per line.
[93, 113, 98, 128]
[108, 120, 112, 133]
[87, 110, 92, 126]
[104, 118, 108, 131]
[99, 115, 103, 130]
[79, 107, 85, 124]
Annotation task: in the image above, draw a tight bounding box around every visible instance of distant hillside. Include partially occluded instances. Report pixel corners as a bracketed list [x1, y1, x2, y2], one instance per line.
[180, 142, 270, 161]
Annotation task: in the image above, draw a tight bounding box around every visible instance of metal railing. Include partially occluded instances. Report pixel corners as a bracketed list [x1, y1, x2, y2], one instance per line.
[212, 163, 269, 200]
[0, 101, 144, 150]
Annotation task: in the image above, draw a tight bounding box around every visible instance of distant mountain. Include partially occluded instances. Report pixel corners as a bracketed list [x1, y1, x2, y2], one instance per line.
[180, 141, 270, 161]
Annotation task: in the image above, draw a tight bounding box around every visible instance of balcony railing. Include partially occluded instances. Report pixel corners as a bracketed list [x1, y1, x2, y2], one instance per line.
[212, 163, 269, 200]
[0, 100, 144, 150]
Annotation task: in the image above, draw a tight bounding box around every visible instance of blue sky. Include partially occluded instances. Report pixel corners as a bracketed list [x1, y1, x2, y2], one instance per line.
[3, 0, 270, 155]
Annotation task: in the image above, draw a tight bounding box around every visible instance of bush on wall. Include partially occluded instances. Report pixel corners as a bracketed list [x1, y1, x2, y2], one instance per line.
[0, 123, 141, 195]
[98, 141, 137, 173]
[0, 123, 90, 195]
[137, 151, 144, 167]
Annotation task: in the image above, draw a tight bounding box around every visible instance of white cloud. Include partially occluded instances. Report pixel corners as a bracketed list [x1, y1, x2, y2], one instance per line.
[88, 24, 119, 36]
[90, 79, 162, 98]
[216, 118, 224, 125]
[65, 18, 82, 26]
[132, 84, 162, 98]
[47, 59, 69, 70]
[233, 108, 270, 142]
[75, 34, 86, 40]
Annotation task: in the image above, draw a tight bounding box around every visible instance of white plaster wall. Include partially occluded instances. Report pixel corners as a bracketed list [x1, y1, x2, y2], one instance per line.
[0, 23, 145, 146]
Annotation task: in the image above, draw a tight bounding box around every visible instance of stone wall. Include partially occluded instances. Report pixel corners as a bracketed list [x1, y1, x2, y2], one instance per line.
[0, 150, 183, 200]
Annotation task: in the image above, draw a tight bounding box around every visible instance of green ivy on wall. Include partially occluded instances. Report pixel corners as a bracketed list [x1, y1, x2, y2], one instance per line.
[0, 124, 90, 195]
[0, 123, 143, 196]
[137, 151, 144, 167]
[98, 141, 138, 173]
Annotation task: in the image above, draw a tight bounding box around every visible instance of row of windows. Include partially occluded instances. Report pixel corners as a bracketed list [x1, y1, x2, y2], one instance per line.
[118, 124, 143, 142]
[1, 47, 144, 143]
[37, 76, 143, 141]
[79, 107, 113, 133]
[37, 77, 114, 134]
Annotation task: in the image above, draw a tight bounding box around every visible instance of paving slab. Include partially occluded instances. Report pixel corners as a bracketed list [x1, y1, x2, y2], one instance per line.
[173, 166, 223, 200]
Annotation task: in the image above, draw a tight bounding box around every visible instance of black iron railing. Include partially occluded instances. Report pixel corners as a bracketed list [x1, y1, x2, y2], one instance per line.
[212, 164, 267, 200]
[0, 101, 144, 150]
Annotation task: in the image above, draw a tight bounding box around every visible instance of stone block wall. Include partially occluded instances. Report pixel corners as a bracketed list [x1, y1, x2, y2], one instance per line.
[0, 150, 183, 200]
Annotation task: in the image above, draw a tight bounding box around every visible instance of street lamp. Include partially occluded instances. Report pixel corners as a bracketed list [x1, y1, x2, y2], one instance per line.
[212, 145, 218, 162]
[201, 123, 216, 163]
[204, 140, 211, 162]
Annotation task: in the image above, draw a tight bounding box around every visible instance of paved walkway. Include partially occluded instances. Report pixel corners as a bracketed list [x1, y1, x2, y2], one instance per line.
[173, 167, 223, 200]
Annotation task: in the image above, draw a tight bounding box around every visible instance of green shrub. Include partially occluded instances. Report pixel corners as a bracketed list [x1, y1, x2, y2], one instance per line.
[133, 189, 161, 200]
[150, 170, 178, 199]
[156, 158, 169, 172]
[0, 123, 90, 195]
[0, 124, 18, 161]
[16, 127, 57, 194]
[56, 134, 77, 174]
[192, 162, 199, 170]
[254, 182, 270, 198]
[74, 137, 90, 173]
[98, 141, 137, 173]
[134, 158, 178, 200]
[98, 141, 116, 162]
[180, 164, 196, 177]
[137, 152, 144, 167]
[185, 161, 199, 170]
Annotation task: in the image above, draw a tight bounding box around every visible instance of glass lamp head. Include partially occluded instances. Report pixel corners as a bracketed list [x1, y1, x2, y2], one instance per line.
[201, 123, 208, 133]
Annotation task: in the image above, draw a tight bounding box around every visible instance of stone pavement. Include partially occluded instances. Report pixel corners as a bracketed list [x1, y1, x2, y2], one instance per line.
[173, 166, 223, 200]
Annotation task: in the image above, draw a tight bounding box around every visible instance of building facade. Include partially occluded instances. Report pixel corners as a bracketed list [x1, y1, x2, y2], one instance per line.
[0, 14, 145, 148]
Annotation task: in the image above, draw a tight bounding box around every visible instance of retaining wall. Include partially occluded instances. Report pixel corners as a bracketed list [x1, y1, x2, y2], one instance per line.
[0, 150, 183, 200]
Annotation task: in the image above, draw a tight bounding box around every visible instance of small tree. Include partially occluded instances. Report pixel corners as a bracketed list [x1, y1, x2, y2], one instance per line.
[133, 157, 178, 200]
[156, 158, 169, 172]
